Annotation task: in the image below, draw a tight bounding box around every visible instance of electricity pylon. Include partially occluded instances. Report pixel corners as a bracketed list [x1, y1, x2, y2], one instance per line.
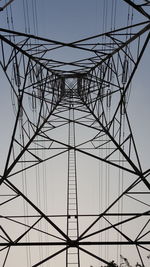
[0, 2, 150, 266]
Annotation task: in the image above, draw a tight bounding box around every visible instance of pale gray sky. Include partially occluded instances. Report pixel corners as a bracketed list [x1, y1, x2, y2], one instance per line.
[0, 1, 150, 267]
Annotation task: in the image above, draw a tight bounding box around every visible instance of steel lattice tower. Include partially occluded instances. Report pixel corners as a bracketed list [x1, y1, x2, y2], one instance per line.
[0, 1, 150, 266]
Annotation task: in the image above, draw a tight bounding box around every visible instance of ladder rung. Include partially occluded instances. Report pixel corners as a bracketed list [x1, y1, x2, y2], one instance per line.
[68, 252, 78, 255]
[68, 263, 78, 265]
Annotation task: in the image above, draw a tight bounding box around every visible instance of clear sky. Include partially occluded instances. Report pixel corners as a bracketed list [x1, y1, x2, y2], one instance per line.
[0, 1, 150, 267]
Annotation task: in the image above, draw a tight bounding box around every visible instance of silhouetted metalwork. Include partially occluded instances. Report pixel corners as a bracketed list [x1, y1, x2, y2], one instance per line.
[0, 1, 150, 266]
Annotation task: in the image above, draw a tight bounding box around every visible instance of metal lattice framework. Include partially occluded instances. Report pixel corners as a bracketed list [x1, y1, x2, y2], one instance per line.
[0, 1, 150, 266]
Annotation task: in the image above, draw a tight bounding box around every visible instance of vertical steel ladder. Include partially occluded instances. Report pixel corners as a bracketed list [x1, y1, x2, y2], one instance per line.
[66, 95, 80, 267]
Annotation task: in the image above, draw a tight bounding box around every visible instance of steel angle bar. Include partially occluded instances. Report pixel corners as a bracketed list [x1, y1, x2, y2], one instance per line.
[4, 178, 70, 241]
[123, 0, 150, 19]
